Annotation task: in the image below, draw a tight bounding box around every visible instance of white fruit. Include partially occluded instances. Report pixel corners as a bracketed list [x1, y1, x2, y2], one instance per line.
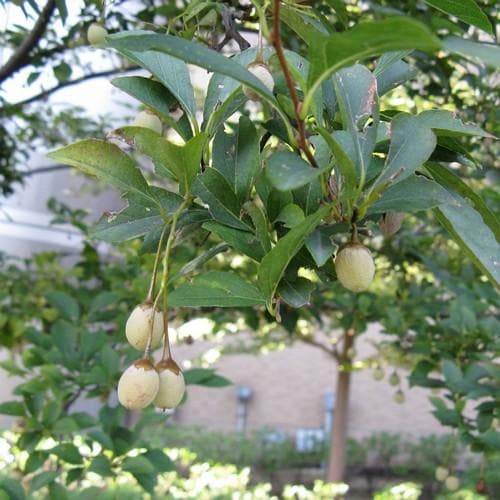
[117, 360, 159, 410]
[435, 466, 449, 482]
[154, 359, 185, 410]
[445, 476, 460, 491]
[243, 63, 274, 101]
[87, 23, 108, 47]
[389, 372, 400, 386]
[126, 304, 164, 351]
[372, 367, 384, 381]
[394, 390, 405, 404]
[132, 111, 163, 134]
[335, 243, 375, 292]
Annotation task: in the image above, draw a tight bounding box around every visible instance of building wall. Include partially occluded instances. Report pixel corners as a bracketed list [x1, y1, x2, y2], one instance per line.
[172, 324, 444, 440]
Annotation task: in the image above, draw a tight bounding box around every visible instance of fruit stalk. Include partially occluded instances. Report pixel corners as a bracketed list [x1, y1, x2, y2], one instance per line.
[146, 224, 169, 303]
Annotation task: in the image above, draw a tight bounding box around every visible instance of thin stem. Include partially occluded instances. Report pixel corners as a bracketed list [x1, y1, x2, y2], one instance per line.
[146, 225, 169, 303]
[143, 199, 189, 359]
[271, 0, 317, 168]
[160, 199, 190, 360]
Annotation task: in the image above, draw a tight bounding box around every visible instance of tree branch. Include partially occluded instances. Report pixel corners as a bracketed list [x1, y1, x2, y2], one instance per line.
[300, 334, 339, 361]
[217, 7, 250, 52]
[0, 0, 57, 85]
[21, 164, 70, 177]
[10, 66, 139, 108]
[271, 0, 317, 167]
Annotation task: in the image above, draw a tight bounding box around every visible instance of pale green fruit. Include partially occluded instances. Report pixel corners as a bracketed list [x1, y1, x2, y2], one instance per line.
[243, 63, 274, 101]
[154, 359, 185, 410]
[435, 466, 449, 482]
[335, 243, 375, 292]
[125, 304, 164, 351]
[87, 23, 108, 46]
[372, 367, 385, 381]
[117, 359, 159, 410]
[132, 111, 163, 134]
[394, 390, 405, 404]
[389, 372, 400, 386]
[445, 476, 459, 491]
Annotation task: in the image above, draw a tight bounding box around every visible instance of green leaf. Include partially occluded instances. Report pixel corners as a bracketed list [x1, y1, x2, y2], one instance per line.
[88, 456, 113, 477]
[192, 169, 250, 230]
[49, 443, 83, 465]
[66, 468, 84, 484]
[203, 47, 271, 127]
[111, 76, 191, 140]
[42, 399, 63, 426]
[306, 228, 336, 267]
[87, 430, 114, 450]
[377, 113, 436, 185]
[242, 202, 272, 253]
[266, 151, 326, 191]
[258, 206, 329, 313]
[30, 471, 59, 491]
[53, 62, 71, 83]
[100, 345, 120, 378]
[305, 18, 440, 116]
[481, 430, 500, 451]
[423, 0, 493, 34]
[368, 175, 452, 214]
[433, 194, 500, 286]
[113, 127, 206, 194]
[25, 451, 47, 474]
[213, 116, 260, 202]
[183, 368, 215, 384]
[426, 163, 500, 241]
[122, 455, 155, 475]
[110, 38, 197, 126]
[45, 291, 80, 323]
[47, 140, 154, 203]
[0, 401, 25, 416]
[443, 360, 463, 386]
[433, 407, 461, 426]
[280, 4, 325, 44]
[170, 243, 231, 283]
[107, 32, 275, 102]
[195, 374, 232, 387]
[184, 368, 231, 387]
[143, 449, 175, 472]
[132, 473, 157, 493]
[315, 126, 356, 191]
[203, 222, 265, 261]
[169, 271, 265, 308]
[375, 57, 417, 96]
[443, 36, 500, 68]
[324, 0, 349, 28]
[92, 189, 180, 243]
[333, 64, 378, 183]
[50, 320, 77, 356]
[48, 483, 68, 500]
[276, 204, 305, 228]
[417, 110, 492, 137]
[279, 278, 316, 308]
[0, 478, 25, 500]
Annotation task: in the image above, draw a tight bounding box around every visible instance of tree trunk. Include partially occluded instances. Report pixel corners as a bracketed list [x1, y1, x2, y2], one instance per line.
[327, 328, 355, 483]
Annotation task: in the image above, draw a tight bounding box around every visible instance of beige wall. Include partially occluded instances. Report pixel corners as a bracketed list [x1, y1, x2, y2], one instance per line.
[172, 323, 444, 439]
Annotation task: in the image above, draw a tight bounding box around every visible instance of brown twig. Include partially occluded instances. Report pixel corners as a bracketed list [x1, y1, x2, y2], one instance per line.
[9, 66, 139, 108]
[271, 0, 317, 167]
[0, 0, 57, 84]
[217, 7, 250, 52]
